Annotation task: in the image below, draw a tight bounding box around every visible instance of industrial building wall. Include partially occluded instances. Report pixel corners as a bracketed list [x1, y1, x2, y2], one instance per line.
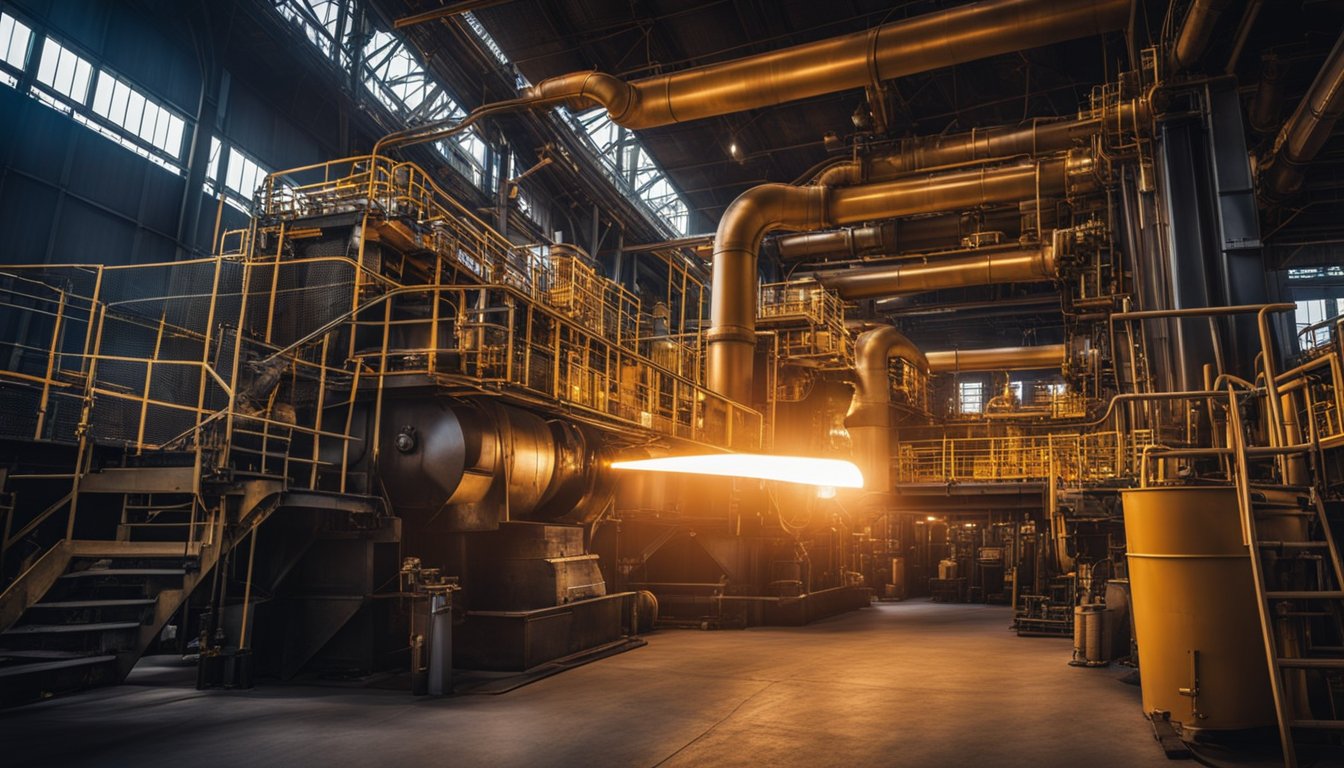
[0, 0, 364, 266]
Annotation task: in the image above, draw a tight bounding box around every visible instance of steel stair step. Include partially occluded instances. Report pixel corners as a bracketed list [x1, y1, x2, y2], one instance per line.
[1264, 591, 1344, 600]
[67, 540, 201, 558]
[1256, 541, 1330, 550]
[61, 568, 185, 579]
[1276, 658, 1344, 670]
[1, 622, 141, 636]
[0, 649, 98, 660]
[0, 654, 116, 679]
[31, 599, 157, 609]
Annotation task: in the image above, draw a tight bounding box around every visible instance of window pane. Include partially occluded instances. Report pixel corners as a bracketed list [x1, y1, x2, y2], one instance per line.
[91, 73, 113, 115]
[109, 80, 129, 122]
[958, 381, 983, 414]
[35, 38, 93, 103]
[0, 12, 34, 72]
[124, 90, 145, 137]
[207, 137, 222, 182]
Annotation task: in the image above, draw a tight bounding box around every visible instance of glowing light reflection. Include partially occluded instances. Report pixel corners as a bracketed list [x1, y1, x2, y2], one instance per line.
[611, 453, 864, 489]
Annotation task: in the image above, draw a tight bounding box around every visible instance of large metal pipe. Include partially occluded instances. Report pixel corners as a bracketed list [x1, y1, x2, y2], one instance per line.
[846, 326, 926, 496]
[1170, 0, 1235, 72]
[709, 155, 1091, 402]
[810, 245, 1057, 300]
[527, 0, 1130, 130]
[925, 343, 1067, 373]
[770, 210, 1022, 262]
[1261, 30, 1344, 198]
[1248, 53, 1287, 135]
[816, 99, 1146, 187]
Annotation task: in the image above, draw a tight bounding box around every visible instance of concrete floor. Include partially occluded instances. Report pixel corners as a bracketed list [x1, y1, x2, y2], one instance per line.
[1, 602, 1176, 767]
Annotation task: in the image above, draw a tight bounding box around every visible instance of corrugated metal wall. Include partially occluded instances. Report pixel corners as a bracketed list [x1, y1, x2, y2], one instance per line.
[0, 0, 370, 267]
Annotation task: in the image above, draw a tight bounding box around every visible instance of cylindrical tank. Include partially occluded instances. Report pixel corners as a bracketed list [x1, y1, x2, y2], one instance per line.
[1121, 486, 1274, 732]
[377, 398, 614, 530]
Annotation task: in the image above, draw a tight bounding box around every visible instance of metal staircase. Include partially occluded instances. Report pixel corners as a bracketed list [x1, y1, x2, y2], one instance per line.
[1229, 393, 1344, 767]
[0, 460, 284, 706]
[0, 539, 215, 706]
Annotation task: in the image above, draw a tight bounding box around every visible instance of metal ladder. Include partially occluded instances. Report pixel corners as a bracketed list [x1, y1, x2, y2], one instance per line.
[1229, 390, 1344, 766]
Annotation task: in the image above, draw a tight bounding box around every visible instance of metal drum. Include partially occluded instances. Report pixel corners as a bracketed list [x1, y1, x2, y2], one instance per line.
[1121, 486, 1274, 732]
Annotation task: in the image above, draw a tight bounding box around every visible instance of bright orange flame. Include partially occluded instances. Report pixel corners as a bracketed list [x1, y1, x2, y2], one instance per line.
[610, 453, 864, 489]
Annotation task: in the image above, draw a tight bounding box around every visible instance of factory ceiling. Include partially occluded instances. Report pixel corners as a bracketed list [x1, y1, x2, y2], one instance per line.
[378, 0, 1344, 248]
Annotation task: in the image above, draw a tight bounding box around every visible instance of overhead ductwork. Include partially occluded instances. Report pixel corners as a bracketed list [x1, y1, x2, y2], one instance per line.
[816, 99, 1147, 187]
[1169, 0, 1236, 72]
[1260, 30, 1344, 198]
[526, 0, 1131, 130]
[708, 155, 1094, 402]
[810, 245, 1057, 300]
[925, 344, 1067, 373]
[846, 326, 926, 497]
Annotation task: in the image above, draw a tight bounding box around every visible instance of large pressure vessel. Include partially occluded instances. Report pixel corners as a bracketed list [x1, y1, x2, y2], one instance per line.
[1121, 486, 1274, 732]
[377, 398, 614, 531]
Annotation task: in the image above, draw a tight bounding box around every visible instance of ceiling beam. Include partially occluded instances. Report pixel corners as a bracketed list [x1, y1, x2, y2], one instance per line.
[393, 0, 515, 29]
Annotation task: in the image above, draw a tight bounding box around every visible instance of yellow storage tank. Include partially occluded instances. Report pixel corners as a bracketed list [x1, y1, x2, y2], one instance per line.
[1121, 486, 1274, 732]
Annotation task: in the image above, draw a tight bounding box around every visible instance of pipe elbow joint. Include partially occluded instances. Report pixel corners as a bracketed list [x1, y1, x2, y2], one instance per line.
[715, 184, 830, 254]
[528, 71, 636, 121]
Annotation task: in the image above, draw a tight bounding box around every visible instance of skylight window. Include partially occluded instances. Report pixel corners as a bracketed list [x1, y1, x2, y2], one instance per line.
[570, 108, 690, 235]
[362, 29, 462, 121]
[267, 0, 690, 234]
[277, 0, 344, 60]
[225, 146, 270, 205]
[90, 71, 185, 160]
[33, 37, 92, 107]
[462, 12, 509, 68]
[0, 11, 33, 86]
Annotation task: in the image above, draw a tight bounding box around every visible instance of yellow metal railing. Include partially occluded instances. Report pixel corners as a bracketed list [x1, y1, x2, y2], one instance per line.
[758, 279, 852, 367]
[895, 432, 1124, 484]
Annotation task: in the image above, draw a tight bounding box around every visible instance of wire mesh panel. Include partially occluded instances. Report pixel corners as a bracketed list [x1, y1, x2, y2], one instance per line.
[0, 267, 100, 443]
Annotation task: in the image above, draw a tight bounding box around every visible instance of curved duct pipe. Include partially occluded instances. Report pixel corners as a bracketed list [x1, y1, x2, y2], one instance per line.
[816, 99, 1146, 187]
[925, 343, 1067, 373]
[846, 326, 927, 496]
[526, 0, 1130, 130]
[810, 245, 1057, 300]
[1261, 30, 1344, 198]
[1169, 0, 1236, 72]
[709, 155, 1093, 402]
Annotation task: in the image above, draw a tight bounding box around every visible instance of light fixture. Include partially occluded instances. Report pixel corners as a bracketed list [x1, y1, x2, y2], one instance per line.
[926, 515, 938, 522]
[611, 453, 863, 489]
[728, 140, 742, 161]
